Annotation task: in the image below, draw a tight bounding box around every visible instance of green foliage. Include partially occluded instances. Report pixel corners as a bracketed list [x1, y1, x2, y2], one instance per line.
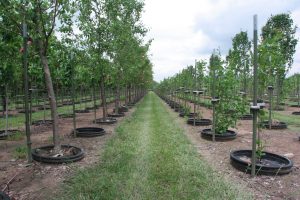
[214, 74, 247, 133]
[262, 13, 298, 68]
[227, 31, 251, 94]
[256, 139, 265, 160]
[210, 51, 247, 134]
[259, 13, 298, 104]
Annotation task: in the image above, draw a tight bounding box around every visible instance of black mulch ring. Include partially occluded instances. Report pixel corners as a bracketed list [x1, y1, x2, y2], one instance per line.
[93, 117, 117, 125]
[201, 129, 237, 141]
[127, 103, 135, 107]
[292, 111, 300, 115]
[261, 121, 287, 129]
[179, 112, 185, 117]
[32, 145, 84, 164]
[107, 112, 125, 118]
[37, 106, 51, 110]
[290, 105, 300, 108]
[73, 127, 105, 137]
[75, 109, 90, 113]
[187, 118, 212, 126]
[240, 114, 253, 120]
[113, 106, 129, 113]
[187, 112, 198, 118]
[31, 120, 53, 126]
[18, 110, 36, 114]
[81, 99, 92, 103]
[174, 107, 182, 112]
[62, 102, 73, 106]
[0, 191, 10, 200]
[230, 150, 293, 175]
[179, 112, 198, 117]
[0, 129, 20, 140]
[59, 113, 75, 118]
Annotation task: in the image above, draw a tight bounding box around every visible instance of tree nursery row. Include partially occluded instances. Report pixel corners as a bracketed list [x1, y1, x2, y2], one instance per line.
[156, 13, 299, 177]
[0, 1, 153, 198]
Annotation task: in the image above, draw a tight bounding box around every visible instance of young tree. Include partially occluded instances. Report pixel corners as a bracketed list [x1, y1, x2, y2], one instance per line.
[1, 0, 76, 152]
[227, 31, 251, 95]
[260, 13, 298, 109]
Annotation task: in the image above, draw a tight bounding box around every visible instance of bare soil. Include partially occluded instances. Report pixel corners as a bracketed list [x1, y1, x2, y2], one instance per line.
[0, 101, 135, 200]
[167, 98, 300, 200]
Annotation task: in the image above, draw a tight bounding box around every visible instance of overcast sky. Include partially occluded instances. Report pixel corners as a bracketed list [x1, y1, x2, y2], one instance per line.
[142, 0, 300, 82]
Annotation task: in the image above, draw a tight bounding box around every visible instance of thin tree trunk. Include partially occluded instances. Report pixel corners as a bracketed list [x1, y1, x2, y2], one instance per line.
[5, 85, 8, 134]
[38, 40, 60, 152]
[129, 85, 132, 103]
[93, 84, 96, 122]
[297, 75, 300, 107]
[115, 84, 120, 113]
[100, 79, 107, 120]
[125, 86, 128, 105]
[2, 91, 6, 116]
[276, 76, 280, 109]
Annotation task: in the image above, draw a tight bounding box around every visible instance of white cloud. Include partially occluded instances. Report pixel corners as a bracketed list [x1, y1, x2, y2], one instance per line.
[142, 0, 300, 81]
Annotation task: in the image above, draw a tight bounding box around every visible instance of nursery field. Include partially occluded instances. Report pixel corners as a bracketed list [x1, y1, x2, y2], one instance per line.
[1, 92, 300, 199]
[1, 0, 300, 199]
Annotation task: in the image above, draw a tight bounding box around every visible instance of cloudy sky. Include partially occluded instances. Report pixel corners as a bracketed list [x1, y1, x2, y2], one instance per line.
[141, 0, 300, 82]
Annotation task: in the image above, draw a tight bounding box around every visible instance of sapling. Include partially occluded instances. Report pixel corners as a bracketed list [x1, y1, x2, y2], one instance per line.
[256, 109, 267, 161]
[267, 85, 274, 129]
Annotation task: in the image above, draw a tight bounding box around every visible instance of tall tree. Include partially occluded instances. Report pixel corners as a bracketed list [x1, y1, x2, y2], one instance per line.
[227, 31, 251, 95]
[1, 0, 76, 152]
[260, 13, 298, 108]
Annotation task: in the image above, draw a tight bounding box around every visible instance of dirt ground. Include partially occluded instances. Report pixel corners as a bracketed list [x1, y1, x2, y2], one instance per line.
[165, 98, 300, 200]
[0, 100, 136, 200]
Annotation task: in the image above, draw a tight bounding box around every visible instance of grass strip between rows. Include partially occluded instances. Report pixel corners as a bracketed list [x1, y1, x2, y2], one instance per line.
[59, 92, 251, 200]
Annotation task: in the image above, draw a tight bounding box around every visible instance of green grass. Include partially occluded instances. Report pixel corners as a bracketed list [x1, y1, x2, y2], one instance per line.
[273, 111, 300, 132]
[0, 97, 118, 129]
[13, 145, 28, 159]
[59, 92, 250, 200]
[7, 130, 24, 141]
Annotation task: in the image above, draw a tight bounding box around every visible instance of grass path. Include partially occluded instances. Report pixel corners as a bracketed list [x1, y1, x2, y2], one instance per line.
[59, 92, 250, 200]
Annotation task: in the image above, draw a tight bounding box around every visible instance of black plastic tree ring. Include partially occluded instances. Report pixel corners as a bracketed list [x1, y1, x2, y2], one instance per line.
[211, 98, 219, 104]
[267, 85, 274, 91]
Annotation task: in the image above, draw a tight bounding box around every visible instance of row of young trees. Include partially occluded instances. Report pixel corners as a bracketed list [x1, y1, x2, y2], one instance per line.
[157, 13, 298, 109]
[156, 13, 298, 135]
[0, 0, 153, 153]
[156, 14, 298, 177]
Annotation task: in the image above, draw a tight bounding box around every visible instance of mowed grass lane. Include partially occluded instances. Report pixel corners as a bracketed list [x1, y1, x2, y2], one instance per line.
[60, 92, 250, 200]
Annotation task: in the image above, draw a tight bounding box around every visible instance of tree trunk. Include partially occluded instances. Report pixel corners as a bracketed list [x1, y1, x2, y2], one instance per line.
[93, 84, 96, 122]
[115, 84, 120, 113]
[124, 86, 127, 105]
[100, 78, 107, 120]
[2, 91, 6, 116]
[5, 85, 8, 134]
[37, 40, 60, 152]
[129, 85, 132, 103]
[297, 75, 300, 107]
[276, 76, 280, 109]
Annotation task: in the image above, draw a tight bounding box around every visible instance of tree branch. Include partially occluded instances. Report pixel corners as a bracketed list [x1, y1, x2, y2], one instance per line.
[46, 0, 58, 39]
